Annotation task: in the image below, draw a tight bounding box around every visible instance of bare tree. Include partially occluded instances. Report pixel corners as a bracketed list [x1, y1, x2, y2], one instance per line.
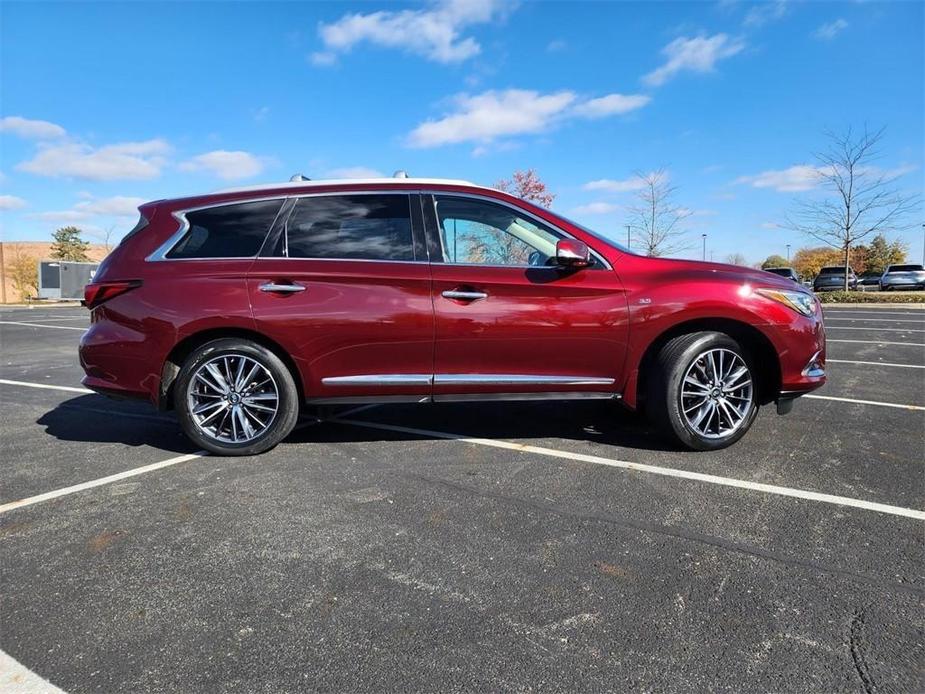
[626, 169, 692, 256]
[725, 252, 748, 266]
[786, 126, 920, 291]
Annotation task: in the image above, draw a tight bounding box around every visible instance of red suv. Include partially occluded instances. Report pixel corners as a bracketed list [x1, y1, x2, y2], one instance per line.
[80, 176, 825, 455]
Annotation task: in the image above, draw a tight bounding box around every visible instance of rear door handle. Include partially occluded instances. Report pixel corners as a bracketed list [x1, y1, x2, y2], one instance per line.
[442, 289, 488, 301]
[260, 282, 306, 293]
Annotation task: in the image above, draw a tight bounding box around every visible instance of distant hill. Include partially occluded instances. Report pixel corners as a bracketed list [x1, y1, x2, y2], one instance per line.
[1, 242, 110, 303]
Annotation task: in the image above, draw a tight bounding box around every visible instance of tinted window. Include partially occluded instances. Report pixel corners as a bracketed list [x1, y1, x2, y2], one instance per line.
[286, 195, 413, 261]
[819, 267, 853, 275]
[887, 265, 923, 272]
[434, 196, 564, 266]
[167, 199, 282, 259]
[765, 268, 793, 277]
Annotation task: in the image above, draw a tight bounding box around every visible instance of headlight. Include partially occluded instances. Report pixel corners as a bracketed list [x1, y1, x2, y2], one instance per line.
[756, 288, 816, 317]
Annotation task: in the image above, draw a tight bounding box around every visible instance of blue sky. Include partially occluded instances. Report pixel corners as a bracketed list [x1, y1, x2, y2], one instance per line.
[1, 0, 922, 263]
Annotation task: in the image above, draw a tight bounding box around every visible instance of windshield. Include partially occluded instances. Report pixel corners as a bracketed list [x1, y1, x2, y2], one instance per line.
[887, 264, 924, 272]
[765, 268, 793, 277]
[552, 212, 632, 254]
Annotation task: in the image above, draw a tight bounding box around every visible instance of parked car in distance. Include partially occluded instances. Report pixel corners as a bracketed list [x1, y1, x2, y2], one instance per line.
[813, 266, 858, 292]
[880, 264, 925, 291]
[763, 267, 800, 283]
[857, 272, 882, 291]
[80, 175, 826, 455]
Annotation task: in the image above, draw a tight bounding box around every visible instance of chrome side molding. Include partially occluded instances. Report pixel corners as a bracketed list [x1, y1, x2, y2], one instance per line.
[321, 374, 434, 387]
[321, 373, 616, 387]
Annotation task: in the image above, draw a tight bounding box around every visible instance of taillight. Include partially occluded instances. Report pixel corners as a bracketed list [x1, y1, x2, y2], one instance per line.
[83, 280, 142, 309]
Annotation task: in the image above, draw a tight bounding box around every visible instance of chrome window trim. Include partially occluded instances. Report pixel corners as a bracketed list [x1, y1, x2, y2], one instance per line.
[146, 188, 617, 267]
[427, 192, 613, 271]
[146, 195, 289, 262]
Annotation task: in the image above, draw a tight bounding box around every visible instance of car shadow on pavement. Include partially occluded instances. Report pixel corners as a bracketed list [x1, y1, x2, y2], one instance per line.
[36, 395, 194, 454]
[36, 397, 682, 455]
[298, 400, 684, 453]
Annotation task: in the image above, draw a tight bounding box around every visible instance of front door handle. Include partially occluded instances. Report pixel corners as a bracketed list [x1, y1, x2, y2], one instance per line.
[260, 282, 306, 293]
[442, 289, 488, 301]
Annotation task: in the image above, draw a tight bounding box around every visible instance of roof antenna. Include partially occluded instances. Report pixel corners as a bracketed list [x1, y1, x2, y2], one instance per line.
[289, 174, 311, 182]
[393, 170, 409, 179]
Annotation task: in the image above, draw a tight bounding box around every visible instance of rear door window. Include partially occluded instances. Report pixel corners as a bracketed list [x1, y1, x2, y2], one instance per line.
[167, 199, 283, 259]
[285, 194, 414, 261]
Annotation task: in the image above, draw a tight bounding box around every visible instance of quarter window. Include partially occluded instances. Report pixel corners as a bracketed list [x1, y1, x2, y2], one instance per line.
[285, 195, 414, 261]
[167, 199, 282, 259]
[434, 196, 562, 267]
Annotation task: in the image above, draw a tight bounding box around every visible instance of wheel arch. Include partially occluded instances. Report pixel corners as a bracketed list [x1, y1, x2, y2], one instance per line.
[159, 328, 304, 410]
[632, 317, 781, 410]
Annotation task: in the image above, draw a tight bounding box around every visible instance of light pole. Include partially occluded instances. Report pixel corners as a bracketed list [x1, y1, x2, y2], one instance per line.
[626, 224, 631, 250]
[786, 244, 791, 262]
[701, 233, 707, 261]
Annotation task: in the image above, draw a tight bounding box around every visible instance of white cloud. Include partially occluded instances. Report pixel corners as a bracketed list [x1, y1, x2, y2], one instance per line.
[309, 51, 337, 66]
[408, 88, 650, 147]
[0, 195, 27, 210]
[0, 116, 66, 140]
[17, 140, 170, 180]
[546, 39, 567, 52]
[744, 0, 788, 28]
[813, 18, 848, 41]
[314, 0, 510, 65]
[28, 196, 146, 223]
[324, 166, 385, 179]
[572, 201, 621, 215]
[573, 93, 652, 119]
[79, 196, 147, 217]
[583, 176, 649, 193]
[643, 33, 745, 87]
[735, 165, 823, 192]
[179, 150, 266, 180]
[409, 89, 576, 147]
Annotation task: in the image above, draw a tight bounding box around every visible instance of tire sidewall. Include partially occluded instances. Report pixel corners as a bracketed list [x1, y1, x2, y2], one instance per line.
[174, 339, 299, 456]
[664, 333, 759, 451]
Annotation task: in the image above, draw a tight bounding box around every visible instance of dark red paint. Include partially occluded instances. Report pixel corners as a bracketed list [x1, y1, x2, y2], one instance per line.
[79, 181, 825, 411]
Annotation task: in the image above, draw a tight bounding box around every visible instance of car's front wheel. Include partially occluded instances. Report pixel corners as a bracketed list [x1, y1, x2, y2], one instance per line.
[646, 331, 759, 451]
[174, 338, 299, 456]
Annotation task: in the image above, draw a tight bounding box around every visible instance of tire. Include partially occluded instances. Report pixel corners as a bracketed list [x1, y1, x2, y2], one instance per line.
[174, 338, 299, 456]
[646, 331, 759, 451]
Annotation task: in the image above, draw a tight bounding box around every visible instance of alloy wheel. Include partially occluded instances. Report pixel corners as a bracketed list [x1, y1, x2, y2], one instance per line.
[187, 353, 279, 444]
[679, 348, 754, 440]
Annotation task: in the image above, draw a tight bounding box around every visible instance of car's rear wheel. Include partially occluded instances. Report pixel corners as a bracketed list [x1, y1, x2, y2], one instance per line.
[646, 331, 759, 451]
[174, 338, 299, 456]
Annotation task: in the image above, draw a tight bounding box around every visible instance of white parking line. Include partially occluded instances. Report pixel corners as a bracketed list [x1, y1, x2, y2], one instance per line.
[803, 394, 925, 411]
[0, 379, 92, 394]
[825, 318, 925, 324]
[826, 359, 925, 369]
[825, 326, 925, 333]
[824, 310, 925, 316]
[0, 451, 207, 515]
[333, 418, 925, 520]
[827, 338, 925, 347]
[0, 320, 85, 331]
[0, 649, 66, 694]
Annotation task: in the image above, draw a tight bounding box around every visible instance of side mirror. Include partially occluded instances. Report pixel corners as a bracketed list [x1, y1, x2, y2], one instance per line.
[555, 239, 591, 269]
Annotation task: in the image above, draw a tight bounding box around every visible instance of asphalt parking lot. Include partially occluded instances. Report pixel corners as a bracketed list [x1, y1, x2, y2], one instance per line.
[1, 304, 923, 693]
